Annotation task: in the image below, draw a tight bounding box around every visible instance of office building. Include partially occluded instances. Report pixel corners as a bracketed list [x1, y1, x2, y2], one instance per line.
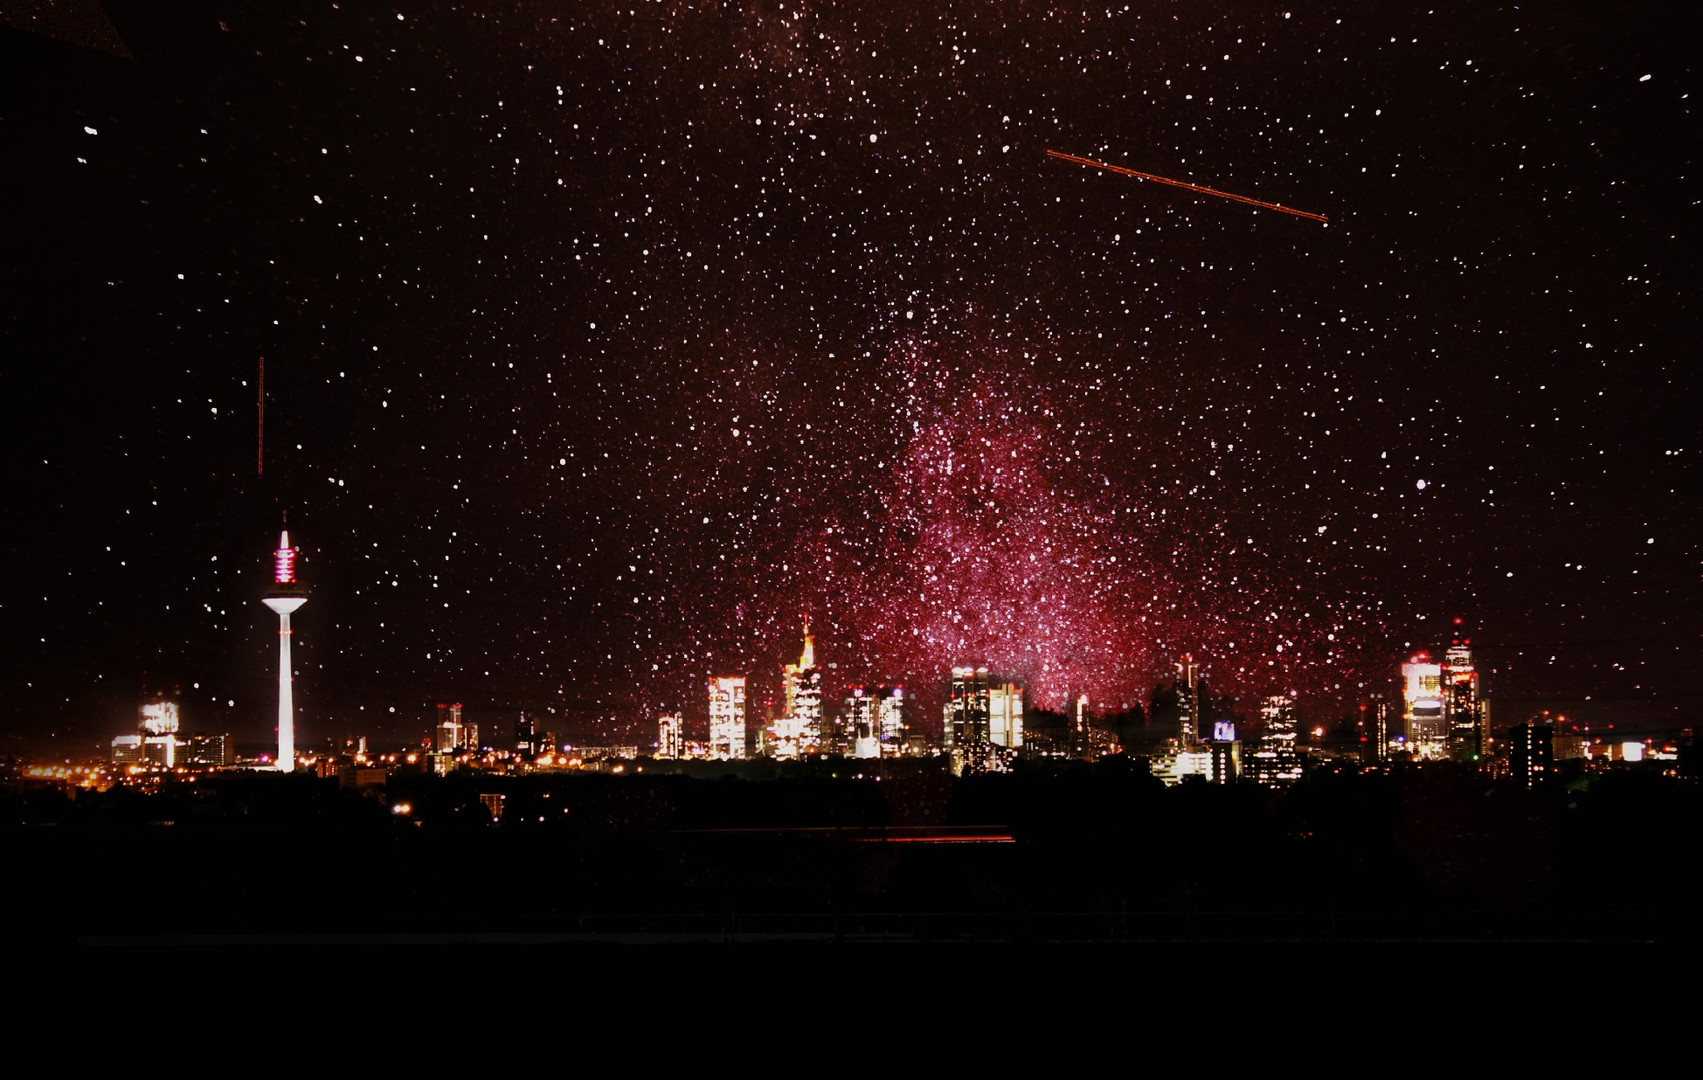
[1444, 633, 1486, 761]
[772, 621, 822, 759]
[845, 688, 879, 759]
[1175, 654, 1201, 746]
[944, 666, 992, 749]
[140, 700, 180, 768]
[876, 685, 906, 757]
[708, 675, 747, 760]
[1509, 718, 1554, 788]
[1402, 652, 1447, 759]
[1208, 724, 1241, 784]
[183, 733, 232, 767]
[657, 713, 684, 759]
[945, 667, 1022, 774]
[990, 682, 1023, 748]
[1248, 694, 1302, 787]
[111, 734, 144, 765]
[436, 703, 471, 753]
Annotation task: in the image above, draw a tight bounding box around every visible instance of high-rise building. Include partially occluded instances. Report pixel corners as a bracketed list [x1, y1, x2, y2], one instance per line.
[1248, 694, 1303, 786]
[657, 713, 684, 759]
[183, 732, 232, 767]
[945, 667, 1021, 773]
[989, 683, 1023, 749]
[708, 675, 747, 760]
[140, 700, 180, 768]
[1175, 655, 1201, 746]
[1359, 695, 1391, 762]
[1443, 632, 1485, 761]
[845, 688, 879, 759]
[944, 666, 992, 749]
[261, 526, 307, 772]
[1208, 725, 1241, 784]
[876, 686, 906, 757]
[1402, 652, 1447, 759]
[1509, 718, 1554, 788]
[111, 735, 144, 764]
[772, 621, 822, 759]
[436, 703, 467, 753]
[515, 712, 538, 758]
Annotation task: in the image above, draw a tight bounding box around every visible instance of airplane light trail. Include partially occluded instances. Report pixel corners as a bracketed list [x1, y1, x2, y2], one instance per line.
[1047, 150, 1328, 223]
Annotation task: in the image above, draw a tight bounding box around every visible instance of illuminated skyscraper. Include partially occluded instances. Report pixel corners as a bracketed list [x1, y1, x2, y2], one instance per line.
[876, 686, 906, 757]
[515, 712, 538, 758]
[1509, 717, 1553, 788]
[944, 666, 991, 749]
[261, 527, 307, 773]
[1207, 723, 1241, 783]
[1402, 652, 1447, 759]
[140, 700, 180, 768]
[1443, 631, 1485, 761]
[1359, 695, 1392, 762]
[436, 703, 467, 752]
[845, 688, 879, 759]
[1248, 694, 1302, 787]
[1176, 654, 1201, 746]
[772, 621, 822, 759]
[657, 713, 684, 759]
[945, 667, 1021, 773]
[708, 675, 747, 760]
[989, 683, 1023, 749]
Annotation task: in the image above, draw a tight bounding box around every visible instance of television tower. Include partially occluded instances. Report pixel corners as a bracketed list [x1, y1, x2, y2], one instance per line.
[261, 524, 307, 772]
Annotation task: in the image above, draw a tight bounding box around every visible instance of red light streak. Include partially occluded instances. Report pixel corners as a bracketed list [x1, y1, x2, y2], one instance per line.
[1046, 150, 1328, 223]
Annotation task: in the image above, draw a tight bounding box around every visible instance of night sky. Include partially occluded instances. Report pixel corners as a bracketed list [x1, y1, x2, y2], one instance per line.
[3, 2, 1696, 753]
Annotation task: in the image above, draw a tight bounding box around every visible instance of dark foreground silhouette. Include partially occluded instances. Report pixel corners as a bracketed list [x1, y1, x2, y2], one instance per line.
[5, 758, 1695, 946]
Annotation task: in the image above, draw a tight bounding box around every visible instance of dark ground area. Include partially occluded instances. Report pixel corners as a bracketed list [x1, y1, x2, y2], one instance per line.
[5, 759, 1695, 947]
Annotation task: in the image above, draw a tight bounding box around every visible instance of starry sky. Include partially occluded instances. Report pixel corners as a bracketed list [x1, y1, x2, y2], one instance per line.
[3, 2, 1696, 752]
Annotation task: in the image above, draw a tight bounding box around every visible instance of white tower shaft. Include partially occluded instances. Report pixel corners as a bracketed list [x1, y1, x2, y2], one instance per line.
[276, 607, 295, 772]
[263, 594, 306, 772]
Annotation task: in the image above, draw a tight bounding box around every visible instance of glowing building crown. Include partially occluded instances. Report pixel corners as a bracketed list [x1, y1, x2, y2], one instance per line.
[274, 530, 298, 584]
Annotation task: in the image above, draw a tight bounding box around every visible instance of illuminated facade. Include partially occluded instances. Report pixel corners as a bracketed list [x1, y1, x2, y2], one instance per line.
[945, 667, 1022, 773]
[1361, 696, 1391, 762]
[1443, 634, 1486, 760]
[1509, 718, 1553, 788]
[944, 667, 991, 749]
[845, 688, 879, 758]
[708, 675, 747, 760]
[436, 703, 475, 752]
[1175, 655, 1201, 746]
[140, 700, 180, 768]
[261, 527, 307, 773]
[183, 732, 232, 767]
[515, 712, 538, 758]
[111, 735, 144, 764]
[772, 622, 823, 759]
[1248, 694, 1303, 787]
[658, 713, 684, 759]
[1208, 730, 1241, 784]
[1402, 653, 1447, 759]
[876, 686, 906, 757]
[989, 683, 1023, 748]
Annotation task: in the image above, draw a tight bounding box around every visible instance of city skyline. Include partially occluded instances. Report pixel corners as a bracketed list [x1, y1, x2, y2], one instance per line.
[3, 6, 1695, 754]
